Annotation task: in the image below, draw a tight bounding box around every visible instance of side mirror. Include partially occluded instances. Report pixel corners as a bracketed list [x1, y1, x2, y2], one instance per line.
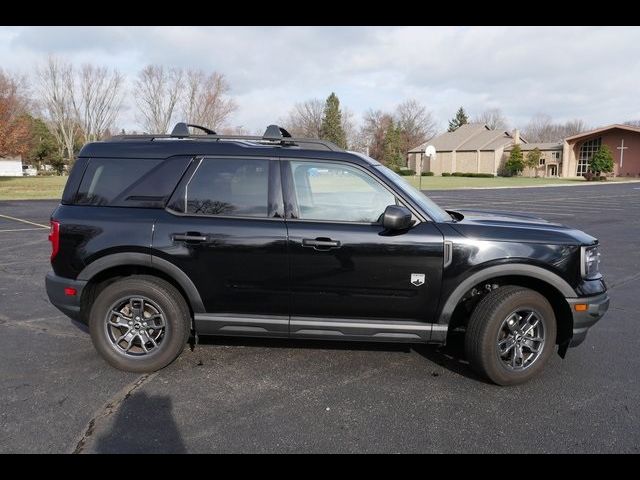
[382, 205, 413, 230]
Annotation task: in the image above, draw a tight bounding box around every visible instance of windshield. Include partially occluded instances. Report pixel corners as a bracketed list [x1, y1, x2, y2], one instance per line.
[375, 164, 451, 222]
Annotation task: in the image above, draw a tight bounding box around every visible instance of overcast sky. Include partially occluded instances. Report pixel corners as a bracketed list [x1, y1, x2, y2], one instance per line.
[1, 26, 639, 133]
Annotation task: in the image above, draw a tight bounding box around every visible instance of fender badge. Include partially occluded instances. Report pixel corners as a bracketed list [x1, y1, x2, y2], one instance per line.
[411, 273, 425, 286]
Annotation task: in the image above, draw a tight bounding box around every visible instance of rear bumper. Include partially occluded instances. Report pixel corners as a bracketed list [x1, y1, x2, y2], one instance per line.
[566, 292, 610, 347]
[45, 272, 87, 321]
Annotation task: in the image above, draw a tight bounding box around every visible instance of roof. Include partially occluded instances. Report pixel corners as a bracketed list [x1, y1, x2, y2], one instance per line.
[564, 124, 640, 142]
[506, 142, 563, 151]
[77, 138, 374, 166]
[408, 123, 517, 153]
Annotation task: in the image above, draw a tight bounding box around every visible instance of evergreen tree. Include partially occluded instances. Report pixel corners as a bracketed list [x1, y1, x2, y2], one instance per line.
[505, 145, 524, 176]
[447, 107, 469, 132]
[383, 121, 405, 169]
[589, 145, 614, 175]
[320, 92, 347, 149]
[24, 115, 58, 169]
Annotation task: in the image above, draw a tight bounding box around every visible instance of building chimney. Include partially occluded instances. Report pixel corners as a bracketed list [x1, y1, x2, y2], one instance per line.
[512, 129, 520, 144]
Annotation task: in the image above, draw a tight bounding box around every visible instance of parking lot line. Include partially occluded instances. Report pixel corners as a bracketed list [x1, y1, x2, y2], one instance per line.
[0, 214, 49, 229]
[0, 227, 49, 233]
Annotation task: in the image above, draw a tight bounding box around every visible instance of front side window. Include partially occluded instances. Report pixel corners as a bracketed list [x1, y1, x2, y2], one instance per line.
[288, 161, 396, 223]
[183, 158, 270, 217]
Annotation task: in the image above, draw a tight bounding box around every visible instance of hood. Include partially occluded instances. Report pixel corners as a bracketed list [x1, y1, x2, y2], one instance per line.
[447, 209, 597, 245]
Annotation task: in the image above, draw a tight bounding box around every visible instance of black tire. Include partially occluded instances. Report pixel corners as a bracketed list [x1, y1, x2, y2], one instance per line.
[89, 275, 191, 372]
[465, 286, 557, 386]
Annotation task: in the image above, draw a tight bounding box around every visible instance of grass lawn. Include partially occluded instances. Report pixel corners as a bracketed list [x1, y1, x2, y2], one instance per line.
[0, 176, 68, 200]
[403, 175, 621, 190]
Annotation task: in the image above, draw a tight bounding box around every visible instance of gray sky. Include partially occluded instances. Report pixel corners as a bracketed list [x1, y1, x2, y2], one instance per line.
[2, 26, 639, 132]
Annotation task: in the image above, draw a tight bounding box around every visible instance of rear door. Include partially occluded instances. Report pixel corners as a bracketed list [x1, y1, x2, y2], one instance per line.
[152, 156, 289, 337]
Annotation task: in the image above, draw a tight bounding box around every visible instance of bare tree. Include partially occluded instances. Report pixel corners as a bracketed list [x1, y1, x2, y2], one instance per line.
[395, 99, 437, 151]
[341, 107, 357, 149]
[523, 114, 588, 142]
[560, 119, 588, 138]
[360, 109, 394, 161]
[219, 125, 254, 136]
[182, 70, 237, 131]
[73, 64, 124, 142]
[282, 99, 324, 138]
[474, 108, 509, 130]
[624, 119, 640, 127]
[37, 57, 78, 162]
[135, 65, 183, 134]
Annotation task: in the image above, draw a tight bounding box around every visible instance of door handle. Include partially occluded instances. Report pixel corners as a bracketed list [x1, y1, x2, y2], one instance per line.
[173, 233, 208, 242]
[302, 237, 341, 250]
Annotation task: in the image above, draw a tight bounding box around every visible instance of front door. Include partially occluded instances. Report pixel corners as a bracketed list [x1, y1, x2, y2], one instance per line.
[153, 156, 289, 336]
[282, 159, 444, 338]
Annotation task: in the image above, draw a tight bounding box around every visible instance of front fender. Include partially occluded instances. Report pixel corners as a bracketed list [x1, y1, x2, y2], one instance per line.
[437, 263, 576, 325]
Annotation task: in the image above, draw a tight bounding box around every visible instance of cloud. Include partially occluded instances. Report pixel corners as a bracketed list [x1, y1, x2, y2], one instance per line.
[1, 26, 639, 131]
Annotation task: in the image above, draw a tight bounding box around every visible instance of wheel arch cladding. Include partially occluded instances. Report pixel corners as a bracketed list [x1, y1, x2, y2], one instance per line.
[440, 264, 574, 350]
[77, 253, 205, 318]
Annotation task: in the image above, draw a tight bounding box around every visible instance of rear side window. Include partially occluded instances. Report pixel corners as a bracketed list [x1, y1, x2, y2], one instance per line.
[171, 158, 270, 217]
[73, 157, 191, 207]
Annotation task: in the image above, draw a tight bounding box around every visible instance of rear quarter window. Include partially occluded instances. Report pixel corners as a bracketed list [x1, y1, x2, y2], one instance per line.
[73, 157, 192, 207]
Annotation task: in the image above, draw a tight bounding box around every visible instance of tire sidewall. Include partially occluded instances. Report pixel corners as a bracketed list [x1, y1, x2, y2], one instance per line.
[89, 278, 188, 372]
[478, 290, 557, 386]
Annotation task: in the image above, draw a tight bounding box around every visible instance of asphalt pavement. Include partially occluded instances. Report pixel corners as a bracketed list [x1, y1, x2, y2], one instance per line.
[0, 183, 638, 453]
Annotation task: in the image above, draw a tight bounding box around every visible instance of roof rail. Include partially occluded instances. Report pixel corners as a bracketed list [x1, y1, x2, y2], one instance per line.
[109, 123, 341, 151]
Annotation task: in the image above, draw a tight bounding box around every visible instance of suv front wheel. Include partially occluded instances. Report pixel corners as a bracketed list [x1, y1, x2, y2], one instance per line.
[89, 276, 191, 372]
[465, 286, 557, 385]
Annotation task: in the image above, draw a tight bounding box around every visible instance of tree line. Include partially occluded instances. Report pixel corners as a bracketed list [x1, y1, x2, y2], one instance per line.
[0, 58, 238, 173]
[2, 57, 637, 174]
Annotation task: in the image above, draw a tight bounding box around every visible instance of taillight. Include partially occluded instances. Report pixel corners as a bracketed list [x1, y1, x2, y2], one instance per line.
[48, 220, 60, 260]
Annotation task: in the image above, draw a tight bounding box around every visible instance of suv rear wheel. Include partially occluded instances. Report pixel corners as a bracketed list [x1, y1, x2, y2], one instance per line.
[89, 276, 191, 372]
[465, 286, 557, 385]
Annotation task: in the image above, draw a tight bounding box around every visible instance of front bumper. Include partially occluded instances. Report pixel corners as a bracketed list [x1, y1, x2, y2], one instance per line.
[45, 272, 87, 321]
[566, 292, 610, 347]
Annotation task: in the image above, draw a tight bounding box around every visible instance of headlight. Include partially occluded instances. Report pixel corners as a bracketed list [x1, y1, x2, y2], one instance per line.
[581, 245, 601, 279]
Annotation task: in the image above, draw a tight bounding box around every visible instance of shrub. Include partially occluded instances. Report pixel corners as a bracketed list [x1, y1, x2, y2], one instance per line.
[442, 172, 451, 177]
[421, 171, 434, 176]
[589, 145, 614, 175]
[397, 169, 415, 176]
[448, 172, 495, 178]
[599, 176, 607, 181]
[505, 145, 524, 175]
[472, 173, 495, 178]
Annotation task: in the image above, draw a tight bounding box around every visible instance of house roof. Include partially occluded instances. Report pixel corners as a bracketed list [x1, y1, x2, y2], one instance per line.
[505, 142, 563, 151]
[564, 124, 640, 142]
[408, 123, 518, 153]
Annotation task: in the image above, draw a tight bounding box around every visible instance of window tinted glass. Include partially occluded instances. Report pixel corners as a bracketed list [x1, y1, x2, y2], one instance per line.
[75, 158, 160, 206]
[289, 161, 395, 223]
[110, 156, 192, 207]
[375, 165, 451, 222]
[185, 158, 269, 217]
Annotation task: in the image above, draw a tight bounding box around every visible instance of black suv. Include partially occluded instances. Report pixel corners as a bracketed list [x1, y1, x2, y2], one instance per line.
[45, 123, 609, 385]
